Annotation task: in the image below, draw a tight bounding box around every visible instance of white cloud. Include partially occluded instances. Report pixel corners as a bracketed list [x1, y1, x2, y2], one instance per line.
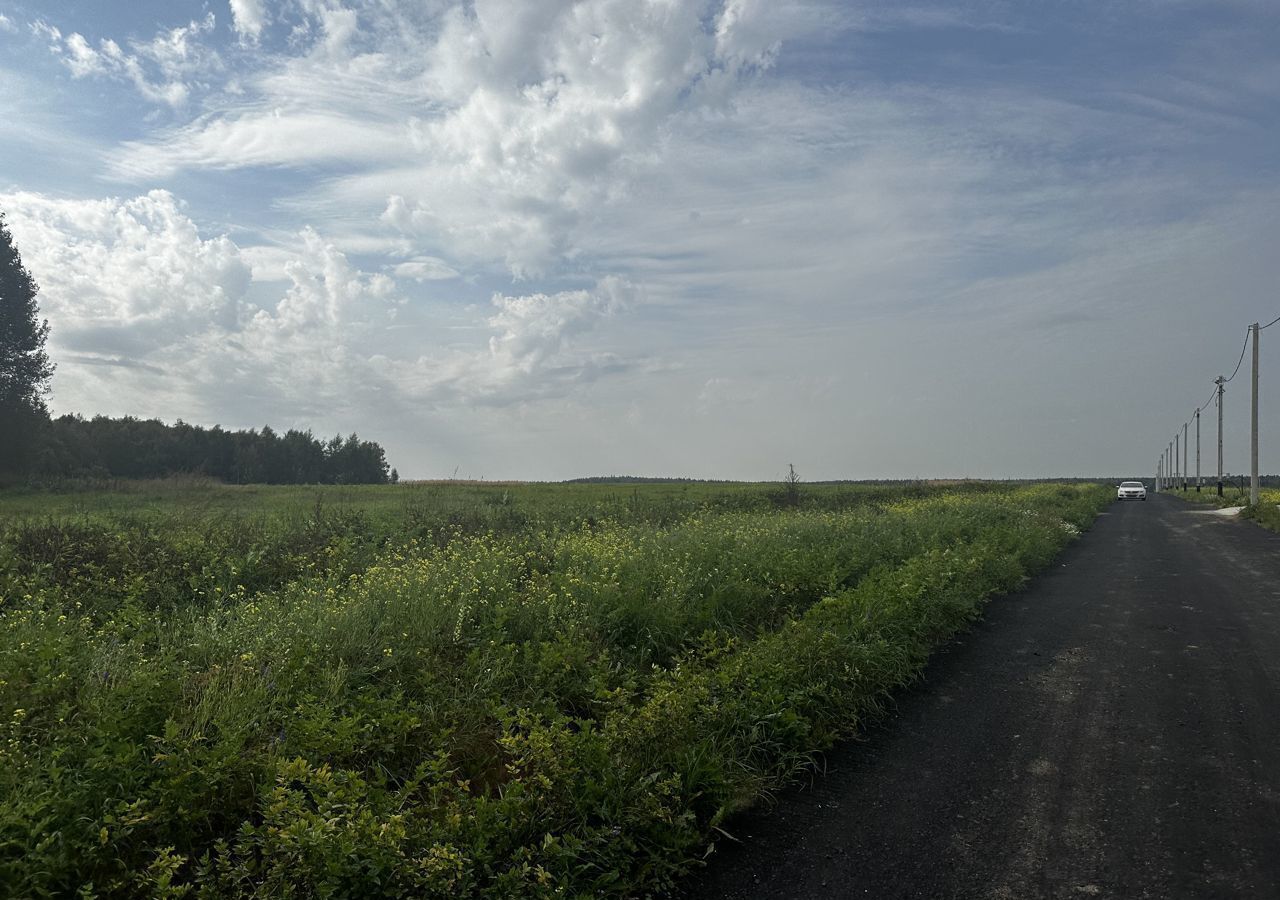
[713, 0, 783, 69]
[386, 0, 788, 275]
[33, 14, 219, 107]
[392, 258, 459, 281]
[112, 0, 795, 275]
[266, 227, 396, 333]
[238, 244, 299, 282]
[0, 190, 249, 348]
[229, 0, 267, 42]
[0, 190, 392, 417]
[114, 111, 412, 179]
[0, 189, 643, 429]
[0, 13, 17, 33]
[387, 277, 639, 407]
[487, 276, 632, 375]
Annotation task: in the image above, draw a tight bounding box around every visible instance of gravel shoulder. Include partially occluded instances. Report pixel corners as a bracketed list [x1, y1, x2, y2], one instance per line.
[685, 493, 1280, 899]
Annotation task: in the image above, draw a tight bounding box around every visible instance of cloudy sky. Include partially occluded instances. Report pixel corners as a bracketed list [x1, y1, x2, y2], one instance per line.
[1, 0, 1278, 480]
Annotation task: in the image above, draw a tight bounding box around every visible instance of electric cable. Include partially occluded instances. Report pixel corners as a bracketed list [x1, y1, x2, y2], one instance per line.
[1156, 318, 1273, 468]
[1198, 388, 1217, 413]
[1222, 330, 1251, 384]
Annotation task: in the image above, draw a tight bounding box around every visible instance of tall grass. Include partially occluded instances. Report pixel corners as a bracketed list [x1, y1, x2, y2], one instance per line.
[0, 481, 1110, 897]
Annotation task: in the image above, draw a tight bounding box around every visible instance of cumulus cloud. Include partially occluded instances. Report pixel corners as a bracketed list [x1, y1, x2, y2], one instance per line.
[487, 276, 633, 374]
[111, 0, 794, 275]
[32, 14, 219, 107]
[0, 189, 642, 426]
[379, 0, 791, 274]
[0, 190, 397, 417]
[266, 227, 396, 333]
[229, 0, 267, 42]
[0, 190, 249, 349]
[388, 277, 639, 407]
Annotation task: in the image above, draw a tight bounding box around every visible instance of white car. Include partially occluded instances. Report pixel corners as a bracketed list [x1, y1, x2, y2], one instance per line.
[1117, 481, 1147, 501]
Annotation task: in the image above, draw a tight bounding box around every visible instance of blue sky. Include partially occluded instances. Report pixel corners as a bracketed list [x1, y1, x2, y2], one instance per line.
[1, 0, 1278, 479]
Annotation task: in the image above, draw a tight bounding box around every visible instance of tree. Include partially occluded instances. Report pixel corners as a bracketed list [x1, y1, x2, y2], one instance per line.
[0, 213, 54, 478]
[782, 462, 802, 507]
[32, 415, 394, 484]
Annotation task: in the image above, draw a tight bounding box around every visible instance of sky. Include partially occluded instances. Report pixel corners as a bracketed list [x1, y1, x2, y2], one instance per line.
[1, 0, 1278, 480]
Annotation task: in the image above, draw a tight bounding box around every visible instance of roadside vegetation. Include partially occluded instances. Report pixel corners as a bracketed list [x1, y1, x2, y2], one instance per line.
[1161, 481, 1280, 531]
[0, 479, 1110, 897]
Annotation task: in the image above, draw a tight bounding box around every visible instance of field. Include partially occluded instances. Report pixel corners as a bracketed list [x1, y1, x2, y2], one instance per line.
[0, 479, 1111, 898]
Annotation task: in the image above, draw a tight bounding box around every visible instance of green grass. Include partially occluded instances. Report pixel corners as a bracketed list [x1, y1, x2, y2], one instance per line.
[1158, 482, 1248, 508]
[0, 476, 1002, 525]
[1160, 481, 1280, 532]
[0, 479, 1111, 898]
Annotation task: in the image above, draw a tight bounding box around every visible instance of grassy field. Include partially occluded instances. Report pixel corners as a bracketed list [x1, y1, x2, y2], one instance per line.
[0, 476, 999, 521]
[0, 478, 1111, 898]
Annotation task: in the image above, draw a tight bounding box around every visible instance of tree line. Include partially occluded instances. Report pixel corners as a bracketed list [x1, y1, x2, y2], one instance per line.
[35, 415, 394, 484]
[1, 211, 395, 486]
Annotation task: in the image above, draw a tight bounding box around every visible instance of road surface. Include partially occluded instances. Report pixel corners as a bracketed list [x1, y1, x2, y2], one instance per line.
[686, 493, 1280, 899]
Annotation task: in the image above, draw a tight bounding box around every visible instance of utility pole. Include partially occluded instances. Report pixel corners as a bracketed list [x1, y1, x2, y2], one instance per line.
[1251, 322, 1260, 506]
[1183, 421, 1188, 491]
[1216, 376, 1225, 497]
[1195, 407, 1201, 491]
[1175, 432, 1180, 487]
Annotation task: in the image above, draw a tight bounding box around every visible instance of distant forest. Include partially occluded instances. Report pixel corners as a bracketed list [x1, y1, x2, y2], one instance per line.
[33, 415, 393, 485]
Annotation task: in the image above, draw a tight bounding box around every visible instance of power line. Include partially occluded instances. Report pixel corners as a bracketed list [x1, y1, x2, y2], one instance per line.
[1223, 330, 1251, 383]
[1156, 316, 1278, 494]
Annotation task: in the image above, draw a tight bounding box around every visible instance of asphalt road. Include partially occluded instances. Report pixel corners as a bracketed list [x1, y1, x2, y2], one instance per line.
[686, 493, 1280, 899]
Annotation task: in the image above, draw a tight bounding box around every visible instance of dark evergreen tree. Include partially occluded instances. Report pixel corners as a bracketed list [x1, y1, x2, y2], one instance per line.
[281, 428, 326, 483]
[0, 213, 54, 478]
